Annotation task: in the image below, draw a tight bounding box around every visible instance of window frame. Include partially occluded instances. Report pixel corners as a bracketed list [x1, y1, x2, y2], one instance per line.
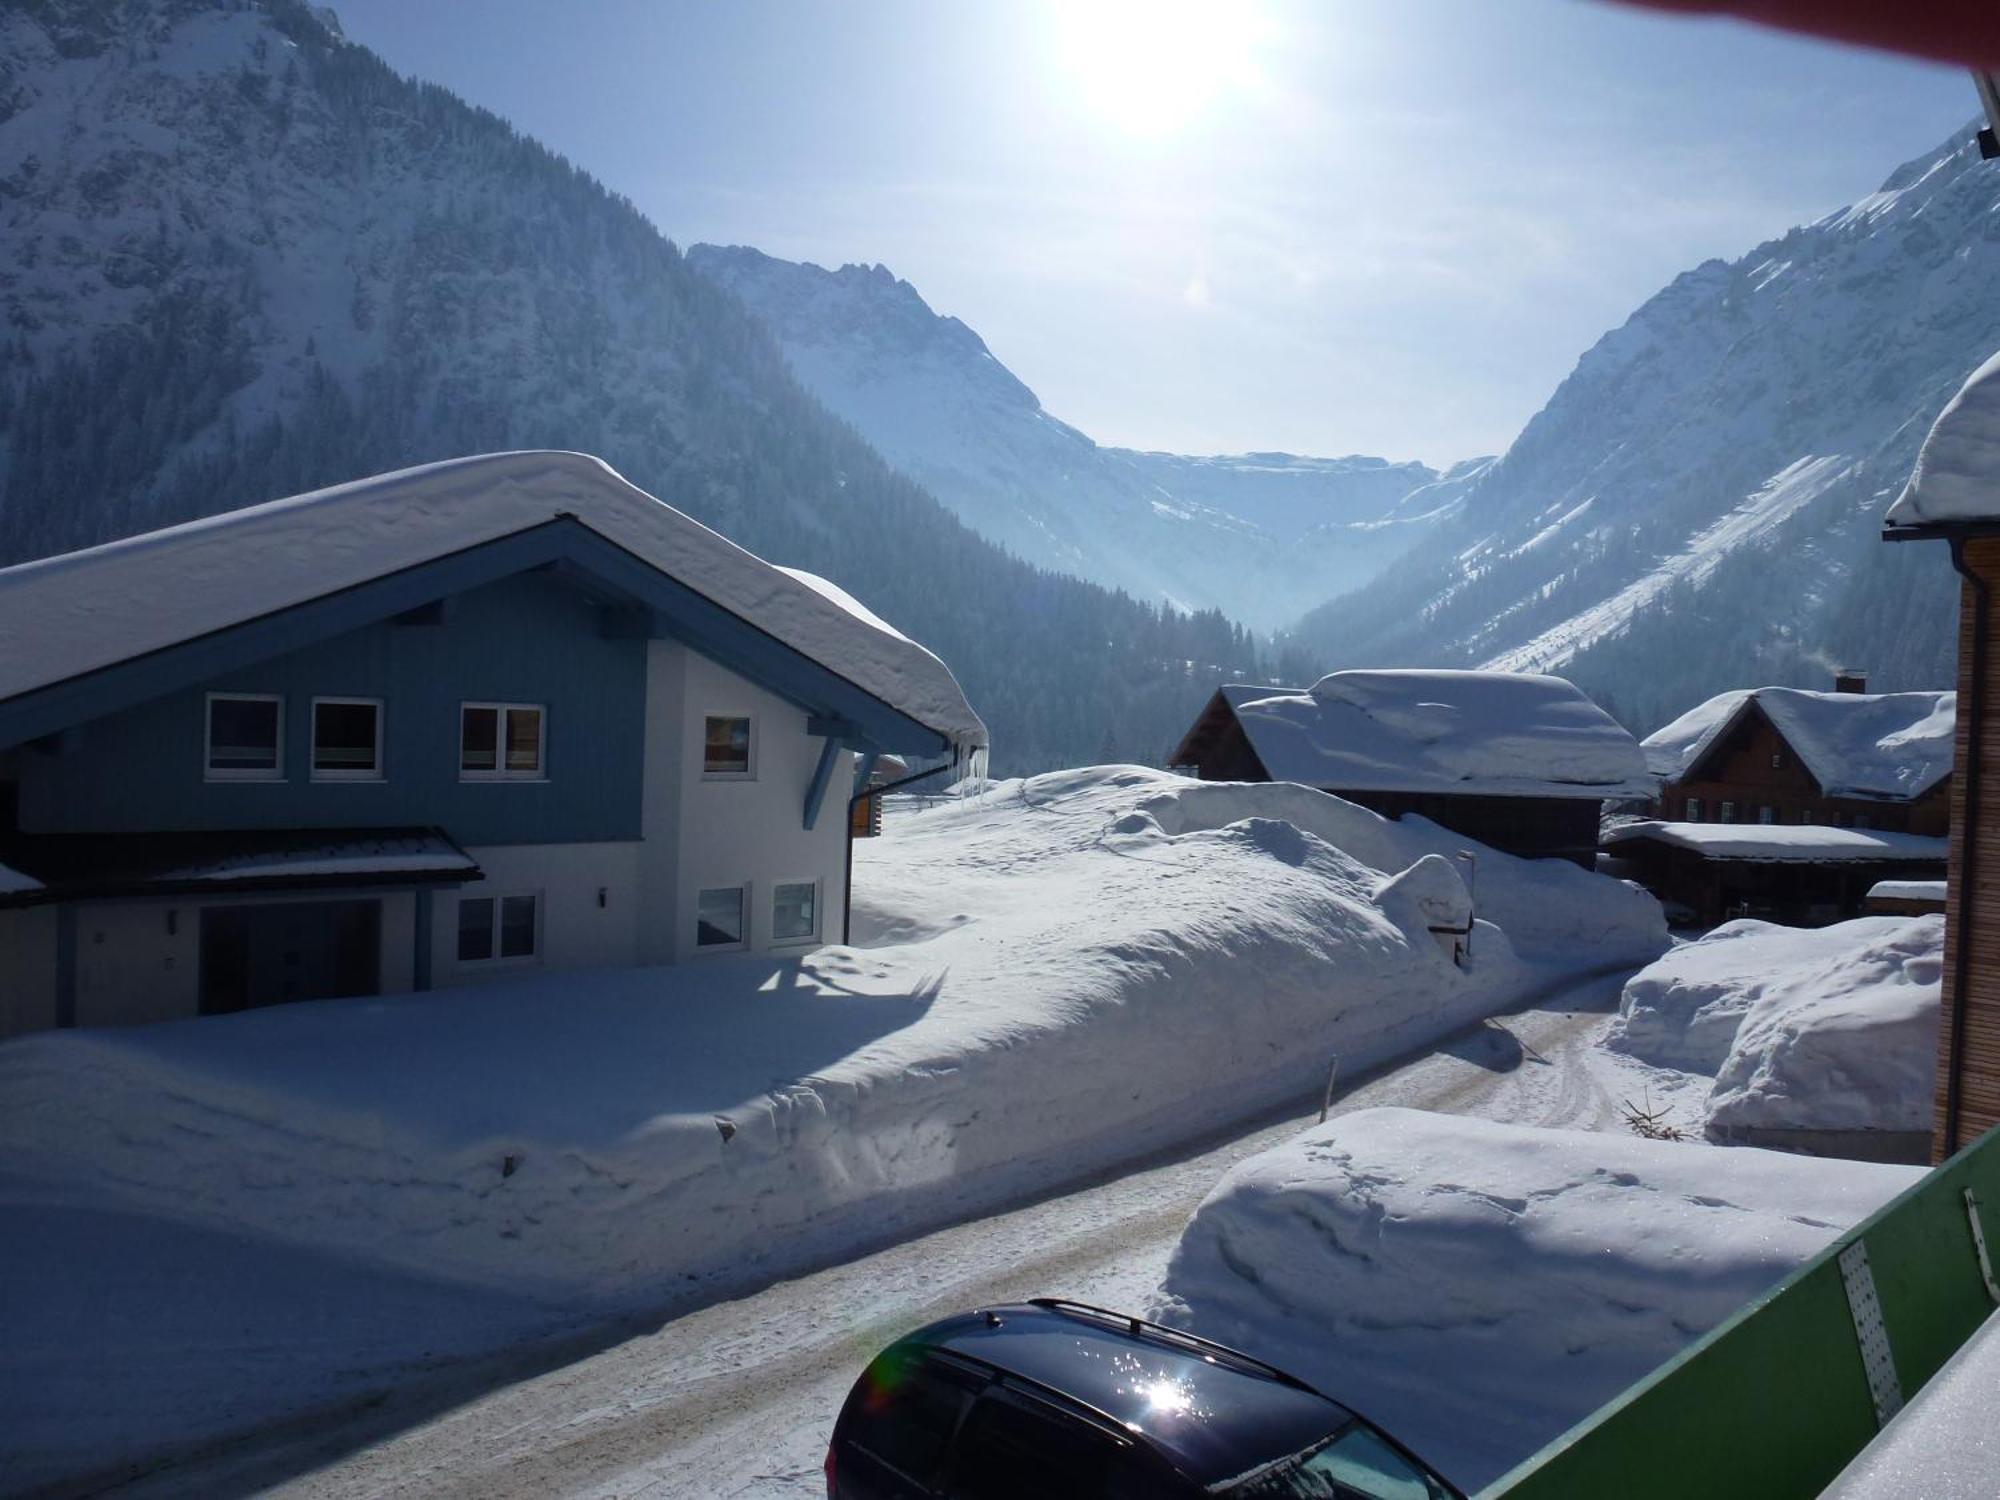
[770, 877, 821, 946]
[459, 701, 548, 782]
[309, 696, 385, 782]
[204, 692, 285, 782]
[695, 882, 750, 952]
[701, 713, 757, 780]
[1683, 796, 1703, 823]
[454, 891, 542, 967]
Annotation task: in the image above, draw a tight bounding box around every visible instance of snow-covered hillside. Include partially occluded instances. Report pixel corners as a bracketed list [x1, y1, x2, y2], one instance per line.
[1295, 127, 1999, 730]
[687, 246, 1458, 626]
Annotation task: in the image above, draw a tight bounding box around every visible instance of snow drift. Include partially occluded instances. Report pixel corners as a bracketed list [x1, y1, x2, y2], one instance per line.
[1150, 1108, 1919, 1490]
[1706, 916, 1941, 1139]
[0, 768, 1666, 1312]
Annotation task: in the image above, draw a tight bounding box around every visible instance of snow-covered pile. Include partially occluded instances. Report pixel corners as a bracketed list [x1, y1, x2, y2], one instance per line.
[0, 768, 1665, 1312]
[1868, 878, 1946, 904]
[1707, 917, 1941, 1138]
[1607, 916, 1941, 1138]
[1229, 669, 1652, 797]
[1887, 345, 2000, 527]
[1641, 686, 1954, 800]
[1151, 1108, 1919, 1491]
[1609, 919, 1851, 1072]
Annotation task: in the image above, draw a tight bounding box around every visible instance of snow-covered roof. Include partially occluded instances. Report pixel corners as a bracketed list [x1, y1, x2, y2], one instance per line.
[1866, 879, 1946, 903]
[1643, 686, 1954, 800]
[1886, 348, 2000, 528]
[0, 451, 985, 755]
[1604, 821, 1949, 865]
[1226, 670, 1652, 799]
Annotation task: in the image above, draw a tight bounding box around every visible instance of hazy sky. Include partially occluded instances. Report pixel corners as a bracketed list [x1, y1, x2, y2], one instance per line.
[331, 0, 1969, 466]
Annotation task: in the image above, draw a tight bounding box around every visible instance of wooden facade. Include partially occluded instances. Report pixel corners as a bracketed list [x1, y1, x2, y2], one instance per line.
[1659, 699, 1950, 836]
[1610, 835, 1946, 929]
[1936, 536, 2000, 1158]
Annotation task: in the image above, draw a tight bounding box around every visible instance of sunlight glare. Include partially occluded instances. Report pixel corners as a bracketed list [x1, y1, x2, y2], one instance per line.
[1054, 0, 1267, 139]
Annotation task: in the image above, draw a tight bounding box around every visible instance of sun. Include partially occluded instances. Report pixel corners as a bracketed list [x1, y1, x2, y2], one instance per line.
[1053, 0, 1267, 140]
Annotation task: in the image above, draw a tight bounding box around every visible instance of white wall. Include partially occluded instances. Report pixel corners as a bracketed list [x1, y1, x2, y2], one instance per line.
[673, 650, 853, 959]
[430, 841, 644, 988]
[0, 905, 58, 1039]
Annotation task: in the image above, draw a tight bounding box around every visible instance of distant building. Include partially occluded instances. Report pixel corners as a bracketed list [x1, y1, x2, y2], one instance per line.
[1884, 347, 2000, 1159]
[1619, 682, 1954, 927]
[1167, 669, 1651, 866]
[1865, 879, 1947, 917]
[1602, 822, 1947, 928]
[1644, 679, 1953, 834]
[0, 452, 986, 1038]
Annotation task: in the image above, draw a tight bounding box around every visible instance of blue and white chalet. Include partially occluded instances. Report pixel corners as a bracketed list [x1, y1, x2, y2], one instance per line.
[0, 452, 987, 1036]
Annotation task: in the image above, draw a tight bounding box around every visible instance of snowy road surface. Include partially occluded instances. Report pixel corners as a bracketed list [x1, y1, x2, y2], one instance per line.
[116, 967, 1682, 1500]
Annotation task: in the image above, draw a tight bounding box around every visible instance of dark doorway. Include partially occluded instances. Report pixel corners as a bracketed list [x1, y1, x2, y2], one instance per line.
[198, 900, 382, 1015]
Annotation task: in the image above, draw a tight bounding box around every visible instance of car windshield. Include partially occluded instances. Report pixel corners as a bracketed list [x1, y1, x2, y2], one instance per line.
[1221, 1420, 1456, 1499]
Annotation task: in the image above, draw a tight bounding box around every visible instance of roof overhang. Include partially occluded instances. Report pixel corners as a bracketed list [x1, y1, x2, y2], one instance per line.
[0, 826, 480, 909]
[0, 517, 954, 758]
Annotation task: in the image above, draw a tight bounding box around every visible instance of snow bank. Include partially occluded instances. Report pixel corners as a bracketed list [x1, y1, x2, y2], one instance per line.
[1151, 1108, 1919, 1491]
[0, 768, 1665, 1311]
[1609, 919, 1842, 1072]
[1641, 687, 1954, 800]
[1227, 669, 1652, 798]
[1707, 916, 1941, 1137]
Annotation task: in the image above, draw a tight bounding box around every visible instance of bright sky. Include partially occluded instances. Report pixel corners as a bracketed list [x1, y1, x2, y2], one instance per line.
[331, 0, 1968, 466]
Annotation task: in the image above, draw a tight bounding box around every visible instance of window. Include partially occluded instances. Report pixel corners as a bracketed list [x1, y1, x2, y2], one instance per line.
[697, 885, 746, 948]
[1772, 750, 1787, 769]
[1225, 1421, 1453, 1499]
[1799, 809, 1816, 824]
[1720, 801, 1738, 824]
[1684, 797, 1703, 822]
[839, 1351, 980, 1492]
[461, 703, 545, 779]
[944, 1391, 1141, 1500]
[311, 698, 382, 779]
[1854, 814, 1872, 830]
[703, 715, 754, 777]
[1758, 806, 1775, 825]
[772, 880, 819, 943]
[457, 894, 539, 963]
[206, 693, 283, 780]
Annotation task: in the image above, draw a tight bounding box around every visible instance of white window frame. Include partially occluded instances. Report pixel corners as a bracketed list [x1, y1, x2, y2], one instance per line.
[1720, 801, 1738, 824]
[695, 882, 750, 953]
[204, 692, 285, 782]
[309, 696, 385, 782]
[701, 714, 757, 780]
[454, 891, 543, 967]
[459, 702, 547, 782]
[1684, 797, 1702, 822]
[770, 877, 822, 946]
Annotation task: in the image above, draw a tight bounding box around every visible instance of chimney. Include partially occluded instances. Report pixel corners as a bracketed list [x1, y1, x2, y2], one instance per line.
[1834, 669, 1868, 694]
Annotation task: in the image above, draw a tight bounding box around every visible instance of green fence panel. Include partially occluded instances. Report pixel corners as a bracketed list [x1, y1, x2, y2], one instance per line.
[1483, 1126, 2000, 1500]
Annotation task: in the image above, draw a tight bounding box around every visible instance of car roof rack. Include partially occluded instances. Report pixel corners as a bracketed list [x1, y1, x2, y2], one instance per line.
[1025, 1297, 1319, 1394]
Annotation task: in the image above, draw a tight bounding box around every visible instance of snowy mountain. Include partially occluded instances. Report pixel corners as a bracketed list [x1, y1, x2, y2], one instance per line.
[687, 246, 1460, 626]
[1293, 129, 2000, 731]
[0, 0, 1288, 773]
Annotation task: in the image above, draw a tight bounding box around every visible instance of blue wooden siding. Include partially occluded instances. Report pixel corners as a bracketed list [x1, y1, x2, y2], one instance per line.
[17, 573, 646, 844]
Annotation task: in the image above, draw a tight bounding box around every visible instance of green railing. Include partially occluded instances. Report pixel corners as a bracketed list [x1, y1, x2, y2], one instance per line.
[1484, 1125, 2000, 1500]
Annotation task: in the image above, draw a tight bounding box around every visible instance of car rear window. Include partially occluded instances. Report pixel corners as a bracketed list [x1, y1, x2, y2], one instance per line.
[943, 1388, 1152, 1500]
[1221, 1419, 1454, 1498]
[841, 1349, 980, 1488]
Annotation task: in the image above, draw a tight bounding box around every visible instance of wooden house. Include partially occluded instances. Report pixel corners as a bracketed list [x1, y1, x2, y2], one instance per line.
[1884, 348, 2000, 1160]
[1644, 680, 1953, 836]
[1601, 822, 1947, 928]
[1168, 670, 1651, 866]
[1864, 879, 1947, 917]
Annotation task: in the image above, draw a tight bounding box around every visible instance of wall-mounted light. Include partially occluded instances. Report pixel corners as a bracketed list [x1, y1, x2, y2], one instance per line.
[166, 908, 179, 937]
[597, 886, 608, 909]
